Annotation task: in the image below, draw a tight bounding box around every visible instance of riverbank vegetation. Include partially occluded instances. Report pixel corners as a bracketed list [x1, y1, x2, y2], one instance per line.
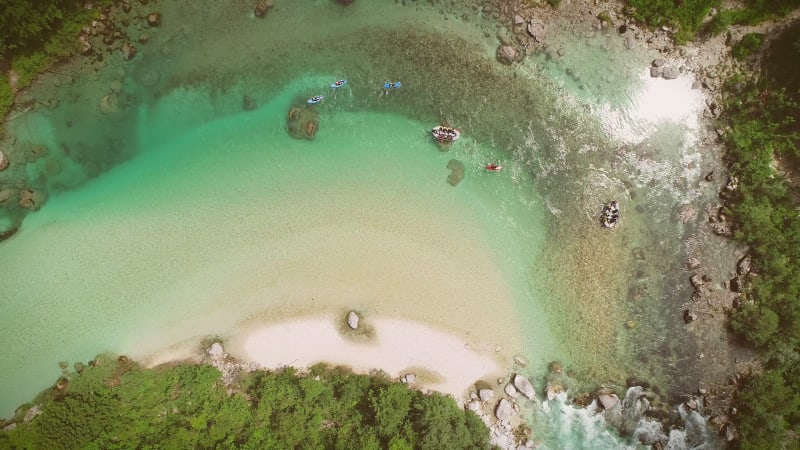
[0, 0, 109, 122]
[0, 354, 489, 449]
[718, 30, 800, 449]
[626, 0, 799, 43]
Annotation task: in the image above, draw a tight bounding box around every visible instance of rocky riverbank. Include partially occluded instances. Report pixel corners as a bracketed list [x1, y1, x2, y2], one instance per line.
[478, 0, 800, 444]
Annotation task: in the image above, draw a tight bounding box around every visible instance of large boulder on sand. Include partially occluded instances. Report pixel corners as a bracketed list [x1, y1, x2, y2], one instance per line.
[207, 342, 224, 359]
[495, 398, 512, 422]
[513, 374, 536, 399]
[347, 311, 359, 329]
[446, 159, 465, 186]
[287, 106, 320, 140]
[504, 382, 519, 398]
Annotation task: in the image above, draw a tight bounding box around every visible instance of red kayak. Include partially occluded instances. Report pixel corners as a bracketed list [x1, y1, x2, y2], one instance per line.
[485, 164, 504, 172]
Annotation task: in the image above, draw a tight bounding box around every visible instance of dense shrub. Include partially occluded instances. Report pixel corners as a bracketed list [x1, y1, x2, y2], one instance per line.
[0, 1, 107, 122]
[626, 0, 798, 43]
[627, 0, 721, 43]
[720, 49, 800, 448]
[732, 33, 764, 60]
[0, 356, 490, 449]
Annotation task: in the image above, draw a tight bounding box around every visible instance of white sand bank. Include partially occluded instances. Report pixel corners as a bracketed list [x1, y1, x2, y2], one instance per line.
[233, 316, 503, 398]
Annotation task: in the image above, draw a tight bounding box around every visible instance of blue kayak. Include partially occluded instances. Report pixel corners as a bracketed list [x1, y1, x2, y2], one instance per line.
[330, 80, 347, 89]
[307, 95, 324, 105]
[383, 81, 402, 90]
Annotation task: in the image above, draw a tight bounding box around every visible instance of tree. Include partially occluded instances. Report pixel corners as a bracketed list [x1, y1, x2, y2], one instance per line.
[369, 384, 412, 440]
[731, 303, 780, 347]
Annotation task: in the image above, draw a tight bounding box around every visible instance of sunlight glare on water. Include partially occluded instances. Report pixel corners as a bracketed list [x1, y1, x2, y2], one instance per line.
[596, 68, 706, 145]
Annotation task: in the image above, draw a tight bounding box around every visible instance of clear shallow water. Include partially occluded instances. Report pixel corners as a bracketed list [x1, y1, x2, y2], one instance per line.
[0, 77, 558, 416]
[0, 1, 724, 447]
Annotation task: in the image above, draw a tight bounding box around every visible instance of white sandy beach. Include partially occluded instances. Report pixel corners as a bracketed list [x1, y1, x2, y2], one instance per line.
[231, 316, 504, 398]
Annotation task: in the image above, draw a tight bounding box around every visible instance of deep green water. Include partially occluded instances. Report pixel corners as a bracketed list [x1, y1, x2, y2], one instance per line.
[0, 1, 722, 447]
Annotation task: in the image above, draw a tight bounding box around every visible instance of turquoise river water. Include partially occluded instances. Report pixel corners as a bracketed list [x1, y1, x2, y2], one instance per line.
[0, 1, 725, 448]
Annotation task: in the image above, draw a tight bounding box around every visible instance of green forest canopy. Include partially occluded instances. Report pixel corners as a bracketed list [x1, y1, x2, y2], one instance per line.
[0, 355, 490, 449]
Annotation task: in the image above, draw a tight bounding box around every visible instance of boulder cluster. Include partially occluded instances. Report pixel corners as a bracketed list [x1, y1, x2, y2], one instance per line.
[76, 1, 164, 64]
[206, 342, 259, 388]
[465, 372, 538, 449]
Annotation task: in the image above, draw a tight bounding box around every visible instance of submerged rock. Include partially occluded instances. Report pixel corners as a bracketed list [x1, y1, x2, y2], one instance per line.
[99, 93, 120, 115]
[446, 159, 465, 186]
[19, 189, 46, 211]
[527, 19, 546, 43]
[286, 106, 320, 140]
[254, 0, 275, 17]
[0, 149, 8, 171]
[496, 45, 517, 65]
[146, 12, 161, 27]
[121, 42, 137, 60]
[545, 382, 565, 401]
[243, 95, 257, 111]
[0, 222, 20, 243]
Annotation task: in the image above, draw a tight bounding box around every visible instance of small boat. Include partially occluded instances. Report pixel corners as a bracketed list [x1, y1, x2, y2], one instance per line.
[485, 164, 504, 172]
[307, 95, 324, 105]
[331, 79, 348, 89]
[383, 81, 402, 90]
[432, 125, 460, 143]
[601, 200, 620, 228]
